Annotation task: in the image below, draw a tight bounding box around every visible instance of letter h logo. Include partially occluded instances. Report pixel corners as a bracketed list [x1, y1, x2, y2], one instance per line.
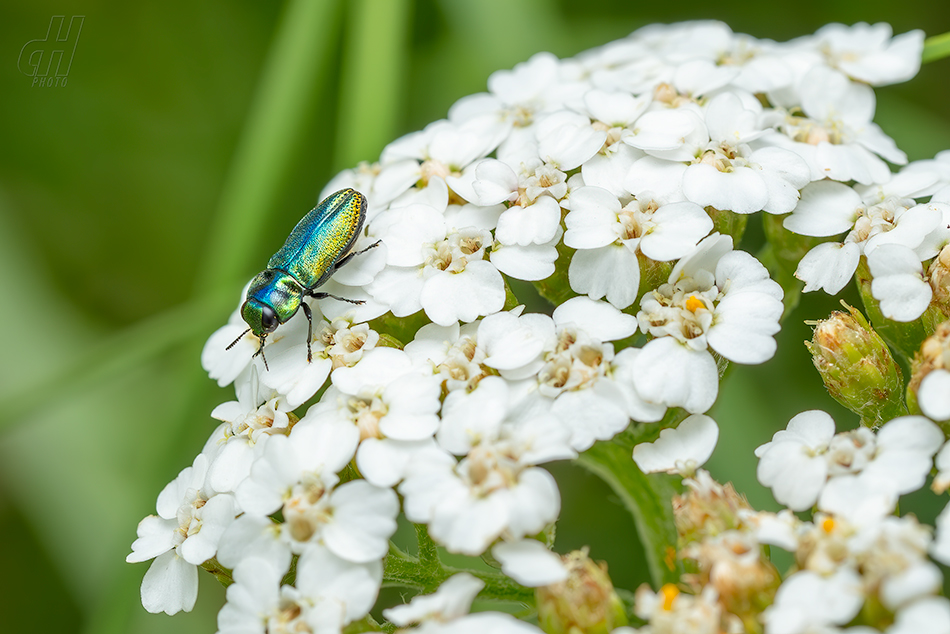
[18, 16, 85, 81]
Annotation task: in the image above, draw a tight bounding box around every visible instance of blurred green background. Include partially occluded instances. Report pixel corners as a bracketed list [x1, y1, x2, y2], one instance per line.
[2, 1, 950, 632]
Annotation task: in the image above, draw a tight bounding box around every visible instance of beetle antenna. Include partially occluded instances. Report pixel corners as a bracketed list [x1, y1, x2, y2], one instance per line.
[226, 328, 251, 350]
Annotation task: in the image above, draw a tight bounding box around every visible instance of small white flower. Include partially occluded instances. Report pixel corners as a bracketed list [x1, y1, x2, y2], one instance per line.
[127, 454, 237, 615]
[401, 413, 570, 555]
[564, 186, 712, 308]
[633, 233, 783, 413]
[217, 546, 381, 634]
[755, 410, 835, 510]
[789, 180, 944, 294]
[383, 572, 545, 633]
[367, 200, 506, 326]
[760, 66, 905, 185]
[757, 412, 942, 515]
[204, 385, 292, 494]
[812, 22, 924, 86]
[225, 421, 397, 567]
[681, 92, 810, 214]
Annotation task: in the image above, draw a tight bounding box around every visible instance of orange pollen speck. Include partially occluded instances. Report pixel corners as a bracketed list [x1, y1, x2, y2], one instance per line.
[660, 583, 679, 611]
[822, 517, 836, 533]
[685, 295, 705, 312]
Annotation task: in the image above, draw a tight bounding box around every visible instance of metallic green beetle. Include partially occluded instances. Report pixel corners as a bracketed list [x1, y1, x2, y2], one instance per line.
[227, 188, 376, 368]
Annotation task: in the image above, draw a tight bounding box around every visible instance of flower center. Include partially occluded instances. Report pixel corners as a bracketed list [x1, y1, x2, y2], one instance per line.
[283, 474, 332, 543]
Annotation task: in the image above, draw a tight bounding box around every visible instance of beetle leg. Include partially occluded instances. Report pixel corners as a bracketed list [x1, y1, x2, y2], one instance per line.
[301, 302, 314, 363]
[310, 291, 366, 306]
[251, 335, 270, 372]
[333, 239, 382, 270]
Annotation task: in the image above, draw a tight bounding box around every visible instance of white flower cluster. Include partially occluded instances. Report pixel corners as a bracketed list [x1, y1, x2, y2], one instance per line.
[627, 460, 950, 634]
[126, 18, 950, 634]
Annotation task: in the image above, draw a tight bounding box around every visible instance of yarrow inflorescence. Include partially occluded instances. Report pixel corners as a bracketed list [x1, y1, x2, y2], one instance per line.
[129, 19, 950, 634]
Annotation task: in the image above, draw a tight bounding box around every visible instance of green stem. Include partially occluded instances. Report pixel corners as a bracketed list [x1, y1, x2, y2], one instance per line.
[415, 523, 441, 568]
[923, 31, 950, 64]
[335, 0, 411, 170]
[575, 440, 682, 588]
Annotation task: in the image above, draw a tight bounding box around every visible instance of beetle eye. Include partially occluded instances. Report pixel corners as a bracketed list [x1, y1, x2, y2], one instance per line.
[260, 306, 279, 333]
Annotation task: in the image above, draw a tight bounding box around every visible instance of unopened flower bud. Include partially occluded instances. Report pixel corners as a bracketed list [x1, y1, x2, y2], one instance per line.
[673, 470, 752, 545]
[536, 549, 628, 634]
[806, 304, 906, 428]
[680, 530, 781, 624]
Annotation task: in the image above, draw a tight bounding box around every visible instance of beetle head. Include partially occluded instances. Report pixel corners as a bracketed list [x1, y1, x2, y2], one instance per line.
[241, 298, 281, 337]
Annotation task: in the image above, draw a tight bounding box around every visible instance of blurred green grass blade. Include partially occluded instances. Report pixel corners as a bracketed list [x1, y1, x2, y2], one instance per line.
[576, 442, 682, 588]
[334, 0, 411, 170]
[196, 0, 345, 292]
[0, 287, 231, 431]
[923, 32, 950, 63]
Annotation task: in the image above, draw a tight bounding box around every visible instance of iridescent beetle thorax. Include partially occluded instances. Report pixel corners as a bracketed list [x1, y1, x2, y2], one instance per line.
[243, 270, 304, 335]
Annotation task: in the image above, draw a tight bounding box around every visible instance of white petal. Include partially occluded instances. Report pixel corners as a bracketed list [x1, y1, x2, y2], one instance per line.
[625, 156, 687, 201]
[795, 241, 861, 294]
[496, 197, 562, 246]
[783, 180, 861, 237]
[633, 414, 719, 475]
[868, 244, 931, 322]
[563, 186, 621, 249]
[757, 446, 827, 512]
[631, 338, 719, 414]
[568, 246, 641, 310]
[920, 370, 950, 422]
[552, 384, 631, 451]
[538, 120, 606, 170]
[140, 551, 198, 615]
[581, 145, 642, 197]
[552, 296, 637, 341]
[357, 438, 435, 488]
[479, 313, 554, 371]
[127, 516, 177, 562]
[420, 262, 506, 326]
[886, 596, 950, 634]
[640, 201, 713, 261]
[492, 540, 568, 587]
[296, 544, 382, 621]
[818, 473, 897, 525]
[490, 242, 559, 281]
[707, 292, 783, 364]
[323, 481, 399, 563]
[683, 164, 768, 214]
